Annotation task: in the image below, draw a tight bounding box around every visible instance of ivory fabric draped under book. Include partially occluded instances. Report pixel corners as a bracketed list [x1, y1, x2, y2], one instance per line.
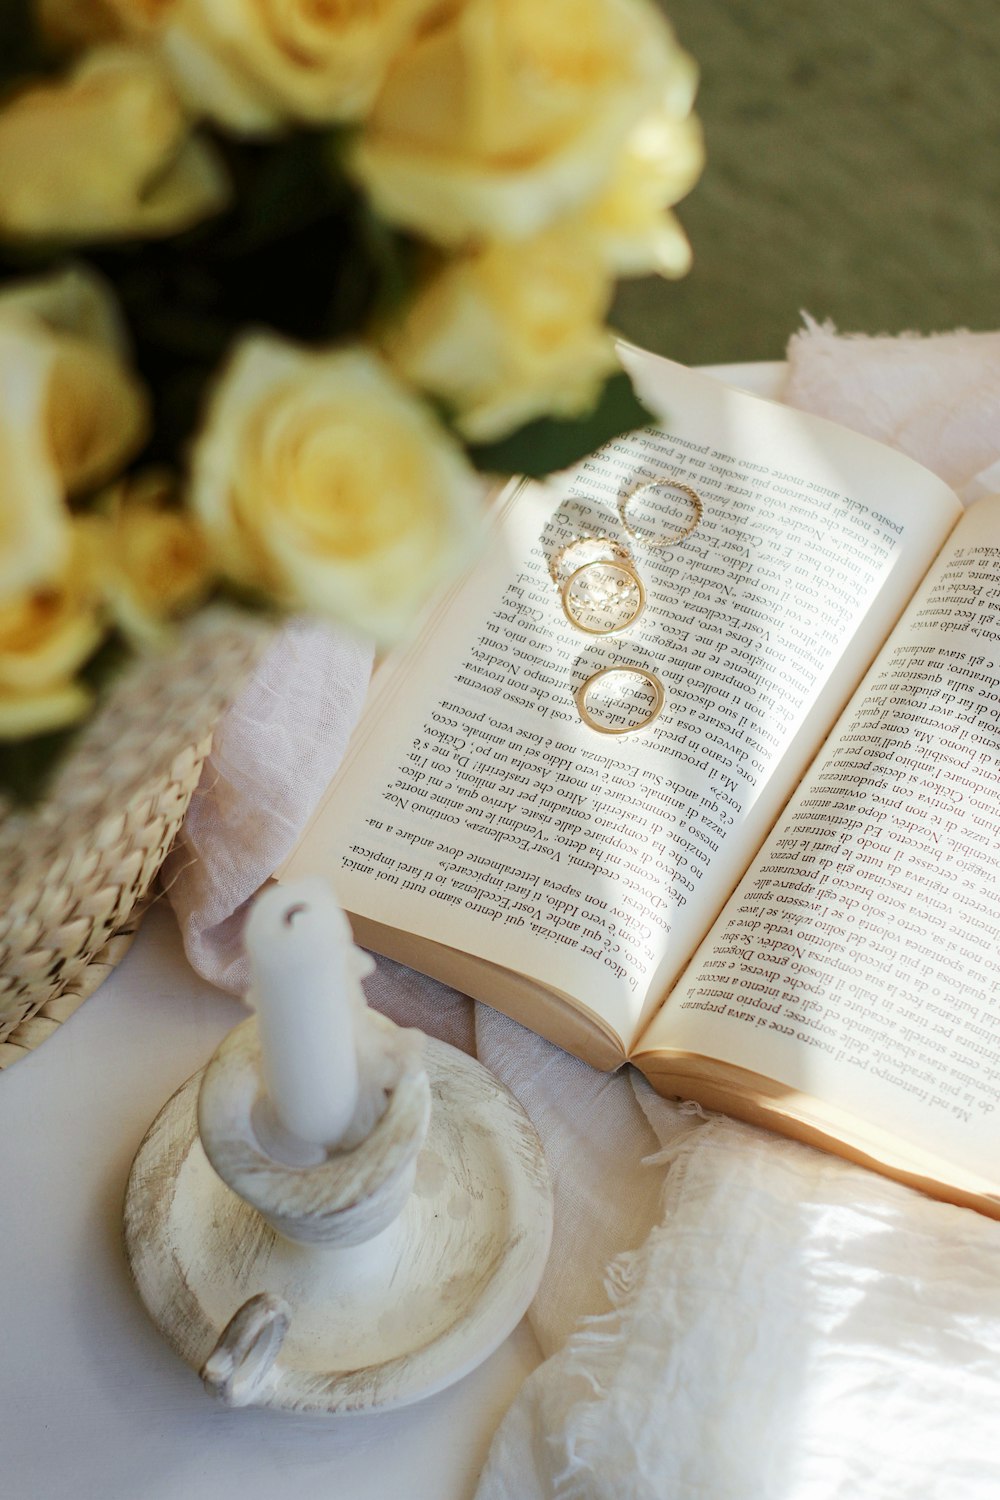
[165, 321, 1000, 1499]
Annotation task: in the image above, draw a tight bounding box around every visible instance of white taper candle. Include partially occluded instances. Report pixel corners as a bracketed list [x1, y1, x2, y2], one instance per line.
[244, 877, 361, 1152]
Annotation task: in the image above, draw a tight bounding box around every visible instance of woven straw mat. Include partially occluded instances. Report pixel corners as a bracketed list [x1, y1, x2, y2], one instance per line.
[0, 615, 263, 1069]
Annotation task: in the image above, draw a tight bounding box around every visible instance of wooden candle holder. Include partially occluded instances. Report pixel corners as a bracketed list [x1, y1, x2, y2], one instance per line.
[124, 1013, 552, 1414]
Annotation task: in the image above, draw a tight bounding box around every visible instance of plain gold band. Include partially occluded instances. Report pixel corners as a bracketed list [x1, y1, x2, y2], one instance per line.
[618, 480, 703, 548]
[575, 665, 665, 735]
[561, 560, 645, 635]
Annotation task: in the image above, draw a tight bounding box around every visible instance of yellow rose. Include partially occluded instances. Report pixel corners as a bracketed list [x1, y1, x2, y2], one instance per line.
[0, 280, 147, 598]
[190, 335, 482, 642]
[0, 321, 73, 601]
[35, 0, 127, 49]
[350, 0, 678, 246]
[100, 470, 212, 647]
[44, 332, 149, 495]
[72, 0, 443, 133]
[0, 264, 131, 356]
[36, 0, 173, 48]
[0, 521, 107, 739]
[385, 226, 619, 442]
[0, 288, 148, 498]
[0, 46, 229, 242]
[583, 64, 704, 278]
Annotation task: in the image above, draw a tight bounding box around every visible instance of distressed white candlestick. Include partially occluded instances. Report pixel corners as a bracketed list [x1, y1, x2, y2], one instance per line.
[123, 878, 554, 1414]
[196, 1008, 430, 1250]
[244, 877, 375, 1161]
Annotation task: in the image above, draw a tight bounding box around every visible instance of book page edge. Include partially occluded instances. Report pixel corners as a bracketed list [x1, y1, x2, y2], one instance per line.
[345, 913, 628, 1072]
[634, 1050, 1000, 1218]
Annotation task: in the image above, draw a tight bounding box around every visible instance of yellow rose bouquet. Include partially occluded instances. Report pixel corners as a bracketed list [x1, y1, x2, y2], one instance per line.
[0, 0, 702, 800]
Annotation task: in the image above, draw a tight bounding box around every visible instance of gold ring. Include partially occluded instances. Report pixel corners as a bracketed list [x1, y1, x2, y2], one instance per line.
[618, 479, 703, 547]
[549, 533, 633, 586]
[575, 665, 665, 735]
[562, 559, 645, 635]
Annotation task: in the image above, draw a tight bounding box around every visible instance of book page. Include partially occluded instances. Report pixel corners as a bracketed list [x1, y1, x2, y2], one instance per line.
[286, 356, 959, 1049]
[641, 495, 1000, 1179]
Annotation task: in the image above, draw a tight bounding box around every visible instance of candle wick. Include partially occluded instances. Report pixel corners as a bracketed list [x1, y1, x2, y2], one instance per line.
[283, 903, 308, 928]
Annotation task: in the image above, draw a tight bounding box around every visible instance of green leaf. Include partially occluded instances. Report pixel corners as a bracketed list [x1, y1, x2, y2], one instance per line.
[0, 5, 48, 93]
[213, 579, 284, 619]
[0, 632, 133, 806]
[466, 373, 656, 479]
[0, 726, 80, 807]
[323, 132, 420, 326]
[221, 131, 355, 256]
[353, 204, 420, 325]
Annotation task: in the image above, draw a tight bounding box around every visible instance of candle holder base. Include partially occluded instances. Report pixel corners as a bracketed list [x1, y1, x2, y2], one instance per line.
[124, 1037, 552, 1414]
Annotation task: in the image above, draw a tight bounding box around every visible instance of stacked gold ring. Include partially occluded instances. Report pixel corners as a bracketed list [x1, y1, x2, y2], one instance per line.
[548, 534, 633, 585]
[618, 479, 702, 548]
[549, 535, 645, 635]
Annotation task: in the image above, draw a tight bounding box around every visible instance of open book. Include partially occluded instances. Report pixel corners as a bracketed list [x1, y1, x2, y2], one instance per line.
[284, 349, 1000, 1219]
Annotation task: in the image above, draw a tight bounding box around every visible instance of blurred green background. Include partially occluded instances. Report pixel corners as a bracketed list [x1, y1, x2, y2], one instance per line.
[614, 0, 1000, 365]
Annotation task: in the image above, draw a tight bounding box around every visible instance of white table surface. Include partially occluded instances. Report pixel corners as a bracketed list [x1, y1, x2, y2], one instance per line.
[0, 901, 542, 1500]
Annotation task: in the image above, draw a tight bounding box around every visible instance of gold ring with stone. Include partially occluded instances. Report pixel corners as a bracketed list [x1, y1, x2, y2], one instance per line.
[561, 559, 645, 636]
